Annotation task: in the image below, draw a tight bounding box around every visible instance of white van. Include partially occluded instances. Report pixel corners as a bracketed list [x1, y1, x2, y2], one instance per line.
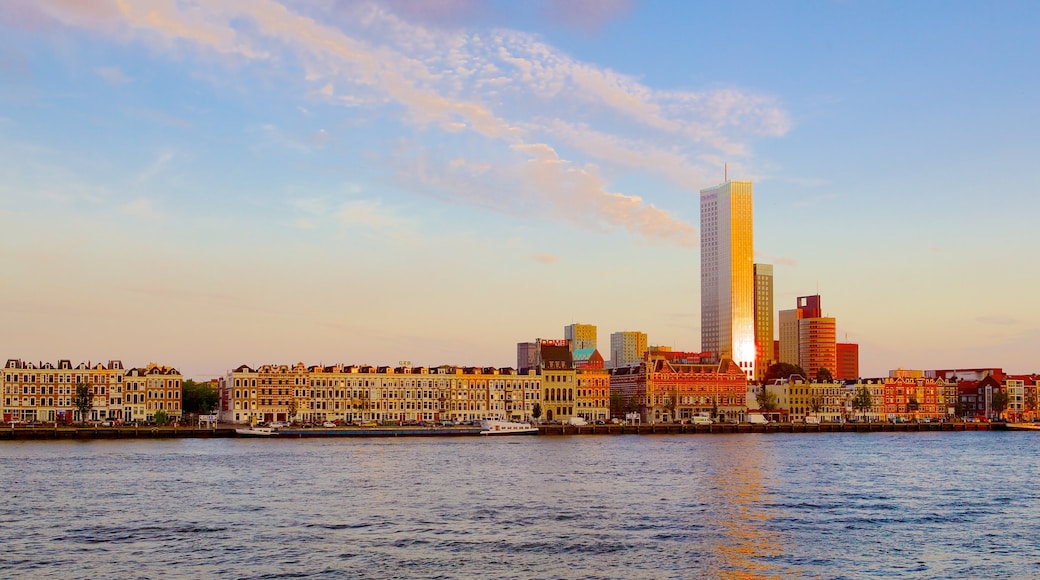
[568, 417, 588, 426]
[747, 413, 769, 425]
[803, 415, 820, 425]
[691, 415, 713, 425]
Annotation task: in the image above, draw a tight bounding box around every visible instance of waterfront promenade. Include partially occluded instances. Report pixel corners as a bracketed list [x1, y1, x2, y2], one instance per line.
[0, 421, 1003, 440]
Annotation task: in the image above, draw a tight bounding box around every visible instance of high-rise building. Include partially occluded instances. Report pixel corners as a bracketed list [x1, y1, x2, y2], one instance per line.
[753, 263, 774, 381]
[836, 343, 859, 380]
[564, 323, 597, 353]
[517, 342, 539, 371]
[798, 316, 836, 380]
[700, 180, 756, 379]
[609, 331, 648, 368]
[778, 295, 823, 368]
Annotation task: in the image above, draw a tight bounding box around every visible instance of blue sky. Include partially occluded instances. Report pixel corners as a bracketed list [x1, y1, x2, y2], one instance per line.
[2, 0, 1038, 380]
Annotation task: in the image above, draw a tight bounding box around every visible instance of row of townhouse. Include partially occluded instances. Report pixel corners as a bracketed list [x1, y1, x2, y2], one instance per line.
[2, 359, 183, 424]
[760, 377, 954, 422]
[218, 363, 612, 426]
[756, 374, 1038, 423]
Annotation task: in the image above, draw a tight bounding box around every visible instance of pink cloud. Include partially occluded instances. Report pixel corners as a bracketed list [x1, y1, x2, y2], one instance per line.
[543, 0, 632, 34]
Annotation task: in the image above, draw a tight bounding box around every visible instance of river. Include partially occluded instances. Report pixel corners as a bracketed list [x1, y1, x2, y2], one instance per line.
[1, 431, 1037, 579]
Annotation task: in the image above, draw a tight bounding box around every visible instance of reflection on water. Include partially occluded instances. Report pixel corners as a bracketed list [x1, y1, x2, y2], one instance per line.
[0, 432, 1038, 578]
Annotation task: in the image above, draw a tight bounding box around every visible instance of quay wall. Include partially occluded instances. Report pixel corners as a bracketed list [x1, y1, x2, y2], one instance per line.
[0, 422, 1002, 440]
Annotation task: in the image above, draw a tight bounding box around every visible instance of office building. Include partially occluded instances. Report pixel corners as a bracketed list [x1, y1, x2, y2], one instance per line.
[700, 180, 756, 379]
[564, 323, 597, 353]
[753, 263, 774, 381]
[609, 331, 648, 369]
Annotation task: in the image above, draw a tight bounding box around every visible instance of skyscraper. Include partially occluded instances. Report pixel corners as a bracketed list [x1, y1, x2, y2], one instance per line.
[753, 263, 774, 381]
[700, 180, 756, 379]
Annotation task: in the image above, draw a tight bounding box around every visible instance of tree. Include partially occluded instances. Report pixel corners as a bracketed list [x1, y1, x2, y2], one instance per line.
[153, 410, 169, 426]
[756, 388, 778, 412]
[664, 390, 678, 421]
[764, 363, 806, 383]
[816, 367, 834, 383]
[609, 392, 625, 418]
[711, 396, 719, 420]
[853, 386, 873, 419]
[810, 396, 822, 414]
[1024, 389, 1037, 420]
[287, 398, 299, 422]
[74, 382, 93, 426]
[992, 391, 1009, 419]
[531, 402, 542, 421]
[181, 380, 218, 415]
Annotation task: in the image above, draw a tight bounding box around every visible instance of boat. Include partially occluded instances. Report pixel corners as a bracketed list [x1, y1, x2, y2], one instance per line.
[1005, 423, 1040, 431]
[479, 420, 539, 435]
[235, 426, 278, 436]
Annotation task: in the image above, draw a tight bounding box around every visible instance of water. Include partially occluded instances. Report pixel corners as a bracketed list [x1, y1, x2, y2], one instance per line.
[1, 432, 1038, 579]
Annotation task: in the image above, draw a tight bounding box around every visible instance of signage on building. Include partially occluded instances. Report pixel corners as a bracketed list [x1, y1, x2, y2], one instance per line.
[539, 339, 568, 347]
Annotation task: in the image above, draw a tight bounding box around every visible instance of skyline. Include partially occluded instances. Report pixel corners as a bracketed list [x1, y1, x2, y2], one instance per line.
[2, 1, 1038, 380]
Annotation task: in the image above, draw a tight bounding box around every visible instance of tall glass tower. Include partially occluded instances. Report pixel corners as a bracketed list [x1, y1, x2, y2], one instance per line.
[700, 180, 756, 379]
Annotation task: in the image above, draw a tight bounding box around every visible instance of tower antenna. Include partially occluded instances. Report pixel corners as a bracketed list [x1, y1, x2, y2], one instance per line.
[724, 163, 728, 182]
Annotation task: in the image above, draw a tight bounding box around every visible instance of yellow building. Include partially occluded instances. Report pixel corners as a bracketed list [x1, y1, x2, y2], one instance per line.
[220, 363, 542, 425]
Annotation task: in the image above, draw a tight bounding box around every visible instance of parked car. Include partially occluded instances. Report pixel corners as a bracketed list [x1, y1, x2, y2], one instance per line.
[322, 421, 337, 428]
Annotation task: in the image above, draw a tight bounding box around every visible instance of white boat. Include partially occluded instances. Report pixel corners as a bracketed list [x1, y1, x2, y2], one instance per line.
[479, 420, 539, 435]
[236, 426, 278, 436]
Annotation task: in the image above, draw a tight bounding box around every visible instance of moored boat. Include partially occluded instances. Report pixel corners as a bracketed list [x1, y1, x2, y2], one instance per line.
[235, 426, 278, 436]
[479, 420, 539, 435]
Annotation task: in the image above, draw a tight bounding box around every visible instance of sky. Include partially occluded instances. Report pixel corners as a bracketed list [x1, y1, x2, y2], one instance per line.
[2, 0, 1038, 380]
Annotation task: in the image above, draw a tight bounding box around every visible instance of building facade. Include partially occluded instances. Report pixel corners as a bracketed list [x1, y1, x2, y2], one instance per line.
[220, 363, 543, 425]
[610, 352, 748, 424]
[700, 180, 756, 379]
[836, 343, 860, 380]
[753, 263, 774, 382]
[609, 331, 648, 369]
[2, 358, 182, 424]
[565, 324, 597, 353]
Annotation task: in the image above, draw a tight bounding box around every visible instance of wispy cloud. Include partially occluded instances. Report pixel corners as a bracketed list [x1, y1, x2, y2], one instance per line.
[976, 315, 1018, 326]
[95, 65, 131, 84]
[339, 199, 409, 230]
[532, 253, 558, 264]
[25, 0, 789, 246]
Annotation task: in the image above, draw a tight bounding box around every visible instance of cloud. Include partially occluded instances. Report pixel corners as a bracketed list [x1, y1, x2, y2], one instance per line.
[28, 0, 788, 247]
[757, 254, 799, 268]
[976, 315, 1018, 326]
[532, 253, 558, 264]
[95, 65, 131, 84]
[292, 218, 317, 229]
[543, 0, 632, 34]
[121, 197, 159, 218]
[338, 199, 408, 230]
[138, 151, 174, 182]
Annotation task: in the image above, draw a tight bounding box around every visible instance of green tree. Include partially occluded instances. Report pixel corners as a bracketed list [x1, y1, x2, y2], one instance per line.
[664, 389, 678, 421]
[609, 392, 625, 418]
[153, 409, 169, 426]
[711, 396, 719, 420]
[810, 396, 822, 414]
[1024, 389, 1037, 419]
[287, 398, 299, 422]
[853, 386, 873, 419]
[181, 380, 218, 415]
[74, 382, 93, 426]
[531, 402, 542, 421]
[816, 367, 834, 383]
[756, 388, 778, 412]
[992, 391, 1009, 418]
[764, 363, 806, 383]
